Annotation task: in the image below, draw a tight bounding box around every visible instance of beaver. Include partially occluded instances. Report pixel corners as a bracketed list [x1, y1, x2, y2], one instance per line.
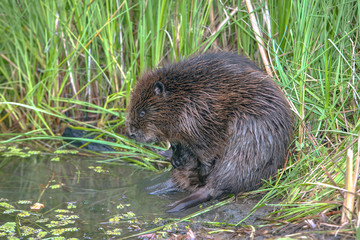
[125, 52, 293, 212]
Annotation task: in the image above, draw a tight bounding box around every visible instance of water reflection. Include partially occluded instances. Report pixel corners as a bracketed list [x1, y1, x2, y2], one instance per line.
[0, 155, 171, 238]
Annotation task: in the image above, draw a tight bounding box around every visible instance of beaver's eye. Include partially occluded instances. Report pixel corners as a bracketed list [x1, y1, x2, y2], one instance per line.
[139, 111, 145, 118]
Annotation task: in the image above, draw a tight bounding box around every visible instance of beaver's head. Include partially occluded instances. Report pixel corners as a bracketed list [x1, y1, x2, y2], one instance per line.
[125, 72, 171, 144]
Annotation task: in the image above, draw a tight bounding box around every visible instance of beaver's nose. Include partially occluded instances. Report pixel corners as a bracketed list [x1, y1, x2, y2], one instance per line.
[125, 126, 137, 139]
[126, 129, 136, 139]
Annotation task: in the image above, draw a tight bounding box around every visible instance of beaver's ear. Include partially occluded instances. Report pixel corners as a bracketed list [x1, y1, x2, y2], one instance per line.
[154, 81, 166, 97]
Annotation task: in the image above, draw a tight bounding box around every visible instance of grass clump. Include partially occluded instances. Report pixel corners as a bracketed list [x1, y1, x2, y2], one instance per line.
[0, 0, 359, 237]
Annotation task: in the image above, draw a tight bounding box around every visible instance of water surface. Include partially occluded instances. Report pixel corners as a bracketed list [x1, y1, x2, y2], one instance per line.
[0, 154, 272, 239]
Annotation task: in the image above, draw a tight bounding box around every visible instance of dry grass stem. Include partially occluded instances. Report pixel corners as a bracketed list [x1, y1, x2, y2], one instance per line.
[244, 0, 272, 77]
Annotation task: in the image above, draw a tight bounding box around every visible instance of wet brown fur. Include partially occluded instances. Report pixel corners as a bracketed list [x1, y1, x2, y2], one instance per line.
[126, 52, 293, 212]
[170, 143, 203, 192]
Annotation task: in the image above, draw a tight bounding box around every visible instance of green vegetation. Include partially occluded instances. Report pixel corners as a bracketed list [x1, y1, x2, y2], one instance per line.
[0, 0, 359, 238]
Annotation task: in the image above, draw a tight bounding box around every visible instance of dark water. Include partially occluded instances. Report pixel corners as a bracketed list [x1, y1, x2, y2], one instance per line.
[0, 154, 273, 239]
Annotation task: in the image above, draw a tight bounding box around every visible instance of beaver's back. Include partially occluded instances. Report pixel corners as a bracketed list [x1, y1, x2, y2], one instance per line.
[144, 52, 285, 117]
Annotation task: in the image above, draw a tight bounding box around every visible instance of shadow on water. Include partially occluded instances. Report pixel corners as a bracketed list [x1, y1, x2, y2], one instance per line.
[0, 154, 274, 239]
